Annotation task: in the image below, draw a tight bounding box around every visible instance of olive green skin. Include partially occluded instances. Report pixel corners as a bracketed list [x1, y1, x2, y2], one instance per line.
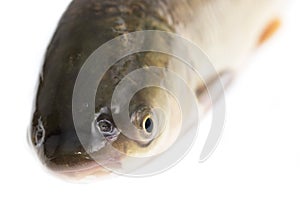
[30, 0, 177, 171]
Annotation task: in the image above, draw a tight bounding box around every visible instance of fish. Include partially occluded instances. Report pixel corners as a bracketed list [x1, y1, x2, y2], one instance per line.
[29, 0, 283, 179]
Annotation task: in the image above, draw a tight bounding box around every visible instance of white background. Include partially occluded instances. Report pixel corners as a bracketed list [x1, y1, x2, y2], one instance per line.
[0, 0, 299, 205]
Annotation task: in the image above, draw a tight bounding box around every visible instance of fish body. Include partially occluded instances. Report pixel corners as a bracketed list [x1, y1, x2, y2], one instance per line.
[29, 0, 283, 178]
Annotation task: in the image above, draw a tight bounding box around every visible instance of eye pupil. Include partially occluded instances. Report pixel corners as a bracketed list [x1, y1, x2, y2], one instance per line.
[144, 118, 154, 133]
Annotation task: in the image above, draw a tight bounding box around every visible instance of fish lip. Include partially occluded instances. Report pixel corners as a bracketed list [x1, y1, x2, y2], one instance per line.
[42, 147, 122, 178]
[58, 161, 103, 174]
[44, 158, 110, 179]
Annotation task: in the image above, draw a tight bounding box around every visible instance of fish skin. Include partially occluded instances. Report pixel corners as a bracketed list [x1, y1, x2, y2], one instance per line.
[30, 0, 178, 173]
[29, 0, 283, 176]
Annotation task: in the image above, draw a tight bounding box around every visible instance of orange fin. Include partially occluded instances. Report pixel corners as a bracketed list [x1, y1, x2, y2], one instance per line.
[258, 17, 281, 45]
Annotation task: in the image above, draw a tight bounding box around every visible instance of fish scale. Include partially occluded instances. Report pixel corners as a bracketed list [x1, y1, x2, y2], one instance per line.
[29, 0, 284, 179]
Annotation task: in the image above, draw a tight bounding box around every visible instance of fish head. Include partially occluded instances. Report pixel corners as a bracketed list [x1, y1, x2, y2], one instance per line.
[29, 52, 184, 179]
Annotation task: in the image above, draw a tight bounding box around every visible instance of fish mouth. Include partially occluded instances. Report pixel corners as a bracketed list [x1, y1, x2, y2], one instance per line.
[55, 161, 110, 180]
[37, 142, 122, 180]
[30, 138, 112, 179]
[42, 155, 112, 180]
[28, 125, 116, 179]
[28, 125, 123, 180]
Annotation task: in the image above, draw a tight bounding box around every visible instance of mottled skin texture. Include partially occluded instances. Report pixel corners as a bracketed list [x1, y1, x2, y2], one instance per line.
[31, 0, 179, 171]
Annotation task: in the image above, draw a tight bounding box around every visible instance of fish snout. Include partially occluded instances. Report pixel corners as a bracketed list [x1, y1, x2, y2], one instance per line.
[31, 126, 93, 172]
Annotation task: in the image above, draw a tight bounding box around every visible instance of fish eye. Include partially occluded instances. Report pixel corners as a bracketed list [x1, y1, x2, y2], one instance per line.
[143, 116, 154, 134]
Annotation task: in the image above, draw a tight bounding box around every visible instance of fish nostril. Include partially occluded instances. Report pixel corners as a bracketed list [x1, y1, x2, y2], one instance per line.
[33, 117, 45, 147]
[96, 119, 120, 142]
[94, 107, 120, 142]
[98, 120, 113, 133]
